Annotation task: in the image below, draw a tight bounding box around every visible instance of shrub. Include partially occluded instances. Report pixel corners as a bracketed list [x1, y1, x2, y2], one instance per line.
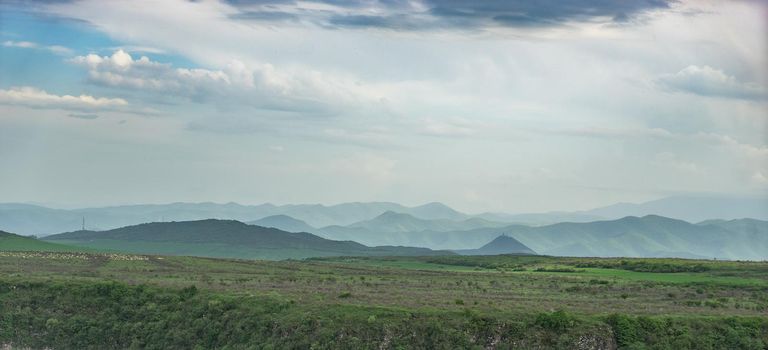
[535, 310, 574, 332]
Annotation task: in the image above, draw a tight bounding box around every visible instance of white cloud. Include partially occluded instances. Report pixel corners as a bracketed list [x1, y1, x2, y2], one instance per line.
[70, 49, 382, 115]
[654, 152, 701, 174]
[541, 126, 675, 140]
[3, 40, 73, 56]
[0, 86, 128, 110]
[3, 40, 36, 48]
[329, 153, 398, 185]
[656, 65, 766, 100]
[11, 0, 765, 211]
[319, 127, 394, 148]
[752, 171, 768, 185]
[420, 118, 477, 137]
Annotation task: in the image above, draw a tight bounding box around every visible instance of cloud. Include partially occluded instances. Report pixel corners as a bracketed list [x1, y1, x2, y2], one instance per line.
[67, 113, 99, 120]
[420, 118, 477, 137]
[318, 127, 394, 148]
[3, 40, 73, 55]
[656, 65, 767, 100]
[538, 126, 675, 140]
[654, 152, 701, 174]
[70, 49, 379, 114]
[225, 0, 672, 30]
[752, 171, 768, 185]
[0, 86, 127, 111]
[329, 153, 398, 184]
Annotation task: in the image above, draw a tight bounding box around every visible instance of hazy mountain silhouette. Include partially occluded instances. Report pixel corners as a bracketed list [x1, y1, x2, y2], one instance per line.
[582, 195, 768, 222]
[42, 219, 452, 260]
[0, 201, 472, 236]
[317, 215, 768, 260]
[247, 215, 315, 233]
[506, 215, 767, 260]
[346, 211, 506, 233]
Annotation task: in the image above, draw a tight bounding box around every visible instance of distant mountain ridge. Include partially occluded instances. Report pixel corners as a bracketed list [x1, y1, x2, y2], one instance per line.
[315, 215, 768, 260]
[346, 211, 507, 233]
[0, 201, 469, 236]
[505, 215, 768, 260]
[1, 193, 765, 245]
[42, 219, 453, 260]
[247, 215, 316, 233]
[581, 195, 768, 223]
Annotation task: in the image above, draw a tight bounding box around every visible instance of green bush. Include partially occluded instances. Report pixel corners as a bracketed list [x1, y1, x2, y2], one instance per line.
[535, 310, 574, 332]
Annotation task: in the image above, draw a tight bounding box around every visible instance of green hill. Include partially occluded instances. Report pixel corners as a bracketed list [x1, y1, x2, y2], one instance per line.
[0, 230, 90, 252]
[455, 235, 537, 255]
[43, 219, 453, 260]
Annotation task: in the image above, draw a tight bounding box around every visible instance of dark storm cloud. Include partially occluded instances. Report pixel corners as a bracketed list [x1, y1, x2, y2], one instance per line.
[225, 0, 673, 29]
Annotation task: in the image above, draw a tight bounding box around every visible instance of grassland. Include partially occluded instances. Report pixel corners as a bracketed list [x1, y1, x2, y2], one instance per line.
[0, 231, 97, 252]
[1, 251, 767, 349]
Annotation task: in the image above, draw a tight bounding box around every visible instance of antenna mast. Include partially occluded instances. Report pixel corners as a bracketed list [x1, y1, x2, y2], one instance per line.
[82, 216, 85, 231]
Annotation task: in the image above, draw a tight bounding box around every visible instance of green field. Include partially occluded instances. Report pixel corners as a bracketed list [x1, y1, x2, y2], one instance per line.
[1, 251, 767, 349]
[44, 238, 372, 260]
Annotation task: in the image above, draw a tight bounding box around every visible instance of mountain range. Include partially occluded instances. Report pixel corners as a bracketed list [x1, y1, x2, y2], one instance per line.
[313, 215, 768, 260]
[1, 194, 766, 260]
[41, 219, 452, 260]
[476, 195, 768, 225]
[506, 216, 767, 260]
[4, 214, 765, 261]
[2, 194, 764, 238]
[0, 201, 466, 236]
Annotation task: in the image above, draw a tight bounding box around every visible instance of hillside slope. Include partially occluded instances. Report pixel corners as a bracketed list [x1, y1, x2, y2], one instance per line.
[0, 230, 90, 252]
[43, 219, 452, 260]
[455, 235, 537, 255]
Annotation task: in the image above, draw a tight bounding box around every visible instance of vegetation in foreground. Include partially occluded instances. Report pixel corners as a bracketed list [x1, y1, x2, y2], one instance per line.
[0, 251, 766, 349]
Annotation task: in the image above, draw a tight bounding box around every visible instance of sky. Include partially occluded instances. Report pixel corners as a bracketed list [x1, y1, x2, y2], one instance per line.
[0, 0, 766, 214]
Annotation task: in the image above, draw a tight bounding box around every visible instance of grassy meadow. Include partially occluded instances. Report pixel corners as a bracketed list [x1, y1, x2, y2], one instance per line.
[1, 251, 767, 349]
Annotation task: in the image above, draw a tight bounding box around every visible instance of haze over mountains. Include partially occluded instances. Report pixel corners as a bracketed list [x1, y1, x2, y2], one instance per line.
[42, 219, 451, 260]
[0, 201, 466, 236]
[1, 194, 766, 261]
[1, 194, 765, 237]
[311, 214, 767, 261]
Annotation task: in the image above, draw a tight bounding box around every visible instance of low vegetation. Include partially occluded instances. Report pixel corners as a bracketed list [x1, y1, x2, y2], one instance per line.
[0, 252, 766, 349]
